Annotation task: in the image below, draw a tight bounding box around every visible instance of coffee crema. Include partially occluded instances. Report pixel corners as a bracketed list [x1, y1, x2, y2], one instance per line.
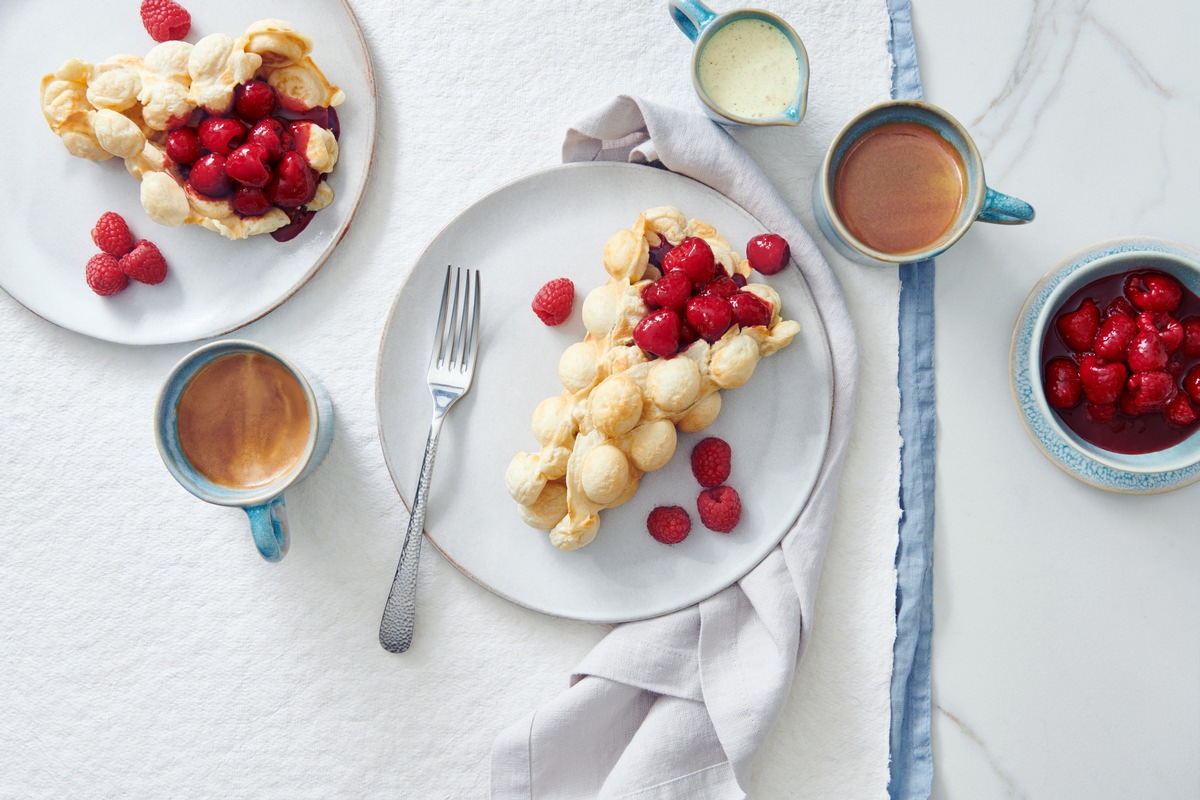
[176, 352, 311, 490]
[833, 120, 967, 255]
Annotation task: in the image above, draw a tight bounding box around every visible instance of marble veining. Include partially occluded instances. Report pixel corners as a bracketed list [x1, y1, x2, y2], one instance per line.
[935, 704, 1029, 799]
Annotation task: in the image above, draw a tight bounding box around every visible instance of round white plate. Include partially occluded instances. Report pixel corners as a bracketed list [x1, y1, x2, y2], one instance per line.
[0, 0, 375, 345]
[376, 163, 834, 623]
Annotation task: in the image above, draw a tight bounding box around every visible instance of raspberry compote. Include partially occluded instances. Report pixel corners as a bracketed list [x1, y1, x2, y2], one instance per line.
[1042, 269, 1200, 454]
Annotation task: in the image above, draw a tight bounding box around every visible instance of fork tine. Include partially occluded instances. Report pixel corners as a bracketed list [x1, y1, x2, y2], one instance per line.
[430, 266, 453, 368]
[466, 270, 481, 372]
[444, 267, 462, 367]
[454, 269, 474, 372]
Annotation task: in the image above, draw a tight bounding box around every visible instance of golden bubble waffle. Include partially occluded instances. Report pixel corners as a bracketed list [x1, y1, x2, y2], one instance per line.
[505, 207, 801, 551]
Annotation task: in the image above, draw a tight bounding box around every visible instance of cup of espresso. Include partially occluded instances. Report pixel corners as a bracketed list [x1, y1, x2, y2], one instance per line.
[668, 0, 809, 127]
[814, 99, 1035, 266]
[154, 340, 333, 562]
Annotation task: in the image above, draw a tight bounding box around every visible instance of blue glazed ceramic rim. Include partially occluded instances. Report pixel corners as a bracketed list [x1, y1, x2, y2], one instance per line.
[1010, 236, 1200, 494]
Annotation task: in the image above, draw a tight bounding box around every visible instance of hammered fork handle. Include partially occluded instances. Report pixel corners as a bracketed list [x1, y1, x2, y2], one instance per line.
[379, 413, 444, 653]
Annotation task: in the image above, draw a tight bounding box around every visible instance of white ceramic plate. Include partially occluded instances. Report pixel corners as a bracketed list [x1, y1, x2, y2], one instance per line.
[0, 0, 375, 345]
[376, 163, 834, 623]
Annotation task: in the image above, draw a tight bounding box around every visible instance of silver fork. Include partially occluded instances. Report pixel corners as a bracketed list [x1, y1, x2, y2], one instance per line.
[379, 266, 480, 653]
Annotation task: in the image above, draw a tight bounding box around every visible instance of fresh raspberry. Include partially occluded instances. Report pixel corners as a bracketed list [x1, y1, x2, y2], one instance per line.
[90, 212, 135, 257]
[140, 0, 191, 43]
[119, 240, 168, 285]
[690, 437, 732, 487]
[531, 278, 575, 326]
[647, 505, 691, 544]
[697, 485, 742, 533]
[85, 253, 128, 296]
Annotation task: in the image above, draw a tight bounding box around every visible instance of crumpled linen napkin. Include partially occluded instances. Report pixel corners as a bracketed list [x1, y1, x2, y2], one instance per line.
[491, 96, 859, 800]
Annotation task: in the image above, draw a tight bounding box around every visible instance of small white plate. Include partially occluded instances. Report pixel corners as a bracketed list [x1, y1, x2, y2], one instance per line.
[0, 0, 376, 345]
[376, 163, 834, 623]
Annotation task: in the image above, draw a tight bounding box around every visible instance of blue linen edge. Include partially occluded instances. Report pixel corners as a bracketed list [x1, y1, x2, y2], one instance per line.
[886, 0, 937, 798]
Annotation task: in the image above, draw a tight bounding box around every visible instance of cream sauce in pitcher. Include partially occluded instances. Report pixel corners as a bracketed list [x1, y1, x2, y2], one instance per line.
[697, 18, 800, 119]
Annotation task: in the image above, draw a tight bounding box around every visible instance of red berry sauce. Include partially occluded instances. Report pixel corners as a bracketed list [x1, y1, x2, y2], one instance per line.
[1042, 269, 1200, 454]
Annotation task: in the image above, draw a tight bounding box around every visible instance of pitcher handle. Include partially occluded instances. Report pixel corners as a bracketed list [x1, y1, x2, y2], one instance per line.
[245, 495, 290, 562]
[668, 0, 718, 41]
[978, 187, 1036, 225]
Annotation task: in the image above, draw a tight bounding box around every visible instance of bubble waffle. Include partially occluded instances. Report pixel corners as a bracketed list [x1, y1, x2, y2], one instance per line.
[505, 207, 801, 551]
[39, 19, 343, 240]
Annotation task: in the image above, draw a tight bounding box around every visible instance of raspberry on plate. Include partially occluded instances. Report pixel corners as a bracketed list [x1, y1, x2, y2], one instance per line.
[697, 485, 742, 533]
[91, 212, 134, 257]
[119, 240, 168, 285]
[690, 437, 732, 487]
[85, 253, 128, 296]
[647, 505, 691, 544]
[632, 308, 683, 358]
[662, 237, 717, 285]
[746, 233, 790, 275]
[140, 0, 191, 42]
[531, 278, 575, 326]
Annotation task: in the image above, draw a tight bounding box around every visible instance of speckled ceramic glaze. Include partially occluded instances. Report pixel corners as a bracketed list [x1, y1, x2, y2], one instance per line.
[814, 100, 1034, 266]
[155, 340, 334, 560]
[1010, 237, 1200, 494]
[668, 0, 808, 128]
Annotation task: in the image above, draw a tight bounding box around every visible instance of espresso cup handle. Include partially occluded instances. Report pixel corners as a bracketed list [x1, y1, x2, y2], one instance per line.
[245, 495, 290, 562]
[978, 187, 1036, 225]
[668, 0, 718, 41]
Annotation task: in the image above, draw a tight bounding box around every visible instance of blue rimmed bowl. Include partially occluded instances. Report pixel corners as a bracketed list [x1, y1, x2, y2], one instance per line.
[1011, 237, 1200, 494]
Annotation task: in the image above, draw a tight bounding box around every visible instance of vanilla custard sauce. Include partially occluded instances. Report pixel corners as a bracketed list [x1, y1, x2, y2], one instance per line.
[697, 19, 799, 119]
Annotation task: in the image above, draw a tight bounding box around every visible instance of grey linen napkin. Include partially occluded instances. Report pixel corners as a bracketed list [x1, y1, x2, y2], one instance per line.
[491, 96, 859, 800]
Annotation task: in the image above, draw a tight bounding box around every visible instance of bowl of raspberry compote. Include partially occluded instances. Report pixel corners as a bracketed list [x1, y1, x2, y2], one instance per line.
[1011, 238, 1200, 494]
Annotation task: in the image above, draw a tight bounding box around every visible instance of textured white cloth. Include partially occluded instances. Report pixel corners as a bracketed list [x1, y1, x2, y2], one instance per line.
[490, 97, 859, 800]
[0, 2, 897, 797]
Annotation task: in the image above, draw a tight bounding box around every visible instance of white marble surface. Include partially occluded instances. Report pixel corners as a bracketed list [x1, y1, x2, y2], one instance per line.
[913, 0, 1200, 797]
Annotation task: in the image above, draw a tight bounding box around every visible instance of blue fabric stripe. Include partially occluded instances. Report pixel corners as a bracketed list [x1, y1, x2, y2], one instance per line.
[886, 0, 937, 798]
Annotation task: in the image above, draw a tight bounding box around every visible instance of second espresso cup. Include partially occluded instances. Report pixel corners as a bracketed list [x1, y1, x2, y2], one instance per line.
[154, 340, 334, 562]
[814, 99, 1034, 266]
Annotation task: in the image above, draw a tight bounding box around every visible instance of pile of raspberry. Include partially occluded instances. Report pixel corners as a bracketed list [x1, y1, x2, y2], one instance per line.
[1045, 270, 1200, 427]
[163, 77, 340, 243]
[86, 212, 168, 296]
[646, 437, 743, 545]
[529, 233, 791, 335]
[632, 233, 788, 356]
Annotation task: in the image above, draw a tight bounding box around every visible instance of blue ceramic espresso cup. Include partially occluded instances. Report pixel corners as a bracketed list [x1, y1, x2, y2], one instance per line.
[814, 99, 1035, 266]
[155, 340, 334, 562]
